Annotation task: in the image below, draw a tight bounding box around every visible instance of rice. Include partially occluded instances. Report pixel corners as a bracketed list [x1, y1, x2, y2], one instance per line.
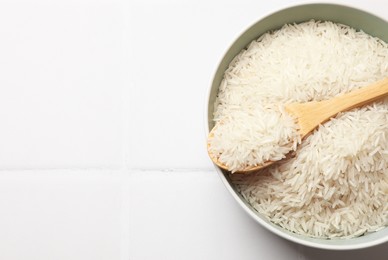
[212, 20, 388, 238]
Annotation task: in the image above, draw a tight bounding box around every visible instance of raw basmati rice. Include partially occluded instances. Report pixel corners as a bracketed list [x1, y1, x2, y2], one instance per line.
[212, 20, 388, 238]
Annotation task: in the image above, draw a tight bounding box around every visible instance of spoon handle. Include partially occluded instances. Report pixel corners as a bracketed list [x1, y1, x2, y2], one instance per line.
[327, 77, 388, 113]
[286, 78, 388, 138]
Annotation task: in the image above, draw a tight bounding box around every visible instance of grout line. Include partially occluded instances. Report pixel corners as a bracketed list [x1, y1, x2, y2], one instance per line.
[127, 167, 216, 173]
[0, 168, 128, 178]
[0, 166, 126, 173]
[0, 167, 216, 173]
[119, 169, 131, 260]
[121, 23, 133, 171]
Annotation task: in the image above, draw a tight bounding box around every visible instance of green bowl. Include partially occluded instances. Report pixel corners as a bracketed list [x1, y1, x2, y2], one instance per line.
[205, 3, 388, 250]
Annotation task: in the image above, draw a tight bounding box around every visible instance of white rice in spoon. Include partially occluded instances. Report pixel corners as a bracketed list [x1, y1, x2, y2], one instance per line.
[212, 20, 388, 238]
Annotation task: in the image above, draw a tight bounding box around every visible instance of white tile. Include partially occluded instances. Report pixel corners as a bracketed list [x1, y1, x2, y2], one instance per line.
[127, 3, 254, 169]
[0, 169, 129, 260]
[128, 170, 300, 260]
[0, 1, 130, 168]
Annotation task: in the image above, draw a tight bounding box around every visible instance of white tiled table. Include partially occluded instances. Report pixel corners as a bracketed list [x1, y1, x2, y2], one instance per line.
[0, 0, 387, 259]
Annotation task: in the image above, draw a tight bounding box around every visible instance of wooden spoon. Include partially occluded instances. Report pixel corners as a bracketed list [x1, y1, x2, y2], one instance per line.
[208, 77, 388, 173]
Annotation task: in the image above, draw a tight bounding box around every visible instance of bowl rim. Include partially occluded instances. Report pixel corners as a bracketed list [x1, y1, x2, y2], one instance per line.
[204, 1, 388, 250]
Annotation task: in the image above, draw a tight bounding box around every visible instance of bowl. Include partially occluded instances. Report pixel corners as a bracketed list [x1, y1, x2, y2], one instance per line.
[205, 3, 388, 250]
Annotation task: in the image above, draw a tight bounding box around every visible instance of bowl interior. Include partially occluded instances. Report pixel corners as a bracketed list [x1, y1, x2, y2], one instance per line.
[207, 3, 388, 249]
